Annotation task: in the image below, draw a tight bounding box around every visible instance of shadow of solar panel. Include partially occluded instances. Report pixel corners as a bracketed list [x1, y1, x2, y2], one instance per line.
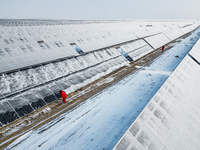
[6, 94, 34, 117]
[21, 89, 46, 110]
[35, 84, 57, 103]
[0, 99, 19, 125]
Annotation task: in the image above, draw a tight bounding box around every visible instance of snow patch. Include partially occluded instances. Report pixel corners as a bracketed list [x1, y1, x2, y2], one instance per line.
[7, 130, 33, 149]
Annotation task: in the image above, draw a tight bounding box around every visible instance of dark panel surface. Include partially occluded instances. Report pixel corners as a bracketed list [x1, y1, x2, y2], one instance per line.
[21, 89, 46, 110]
[35, 85, 57, 103]
[7, 94, 34, 117]
[45, 82, 61, 98]
[0, 99, 19, 125]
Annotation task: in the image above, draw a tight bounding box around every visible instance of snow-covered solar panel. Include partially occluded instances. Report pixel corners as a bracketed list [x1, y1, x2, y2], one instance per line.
[0, 20, 199, 127]
[145, 27, 160, 35]
[128, 44, 154, 61]
[0, 26, 79, 73]
[0, 44, 129, 126]
[132, 28, 149, 38]
[189, 38, 200, 63]
[114, 55, 200, 150]
[119, 39, 154, 61]
[0, 71, 31, 97]
[162, 28, 184, 41]
[144, 33, 171, 49]
[0, 44, 127, 106]
[179, 24, 196, 34]
[1, 20, 198, 73]
[76, 33, 138, 53]
[120, 39, 149, 53]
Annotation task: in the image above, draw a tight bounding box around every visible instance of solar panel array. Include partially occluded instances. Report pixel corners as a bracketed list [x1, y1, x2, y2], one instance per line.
[0, 47, 131, 126]
[189, 38, 200, 63]
[144, 33, 171, 49]
[113, 38, 200, 150]
[119, 39, 154, 61]
[0, 20, 199, 127]
[0, 20, 198, 73]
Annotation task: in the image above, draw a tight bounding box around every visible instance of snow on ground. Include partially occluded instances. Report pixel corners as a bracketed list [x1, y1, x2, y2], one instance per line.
[8, 29, 200, 150]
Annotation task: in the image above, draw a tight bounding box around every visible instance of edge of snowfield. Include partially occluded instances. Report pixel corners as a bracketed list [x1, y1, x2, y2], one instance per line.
[5, 28, 200, 150]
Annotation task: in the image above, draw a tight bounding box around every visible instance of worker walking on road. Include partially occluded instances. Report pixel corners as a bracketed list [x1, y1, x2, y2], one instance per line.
[162, 46, 165, 52]
[60, 90, 67, 103]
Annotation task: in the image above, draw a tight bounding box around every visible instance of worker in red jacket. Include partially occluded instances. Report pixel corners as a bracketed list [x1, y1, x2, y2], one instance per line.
[60, 90, 67, 103]
[162, 46, 165, 52]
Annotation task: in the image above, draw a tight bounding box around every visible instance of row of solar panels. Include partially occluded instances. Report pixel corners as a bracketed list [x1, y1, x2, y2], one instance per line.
[0, 21, 199, 73]
[0, 21, 197, 43]
[0, 46, 128, 127]
[0, 23, 196, 48]
[0, 19, 120, 26]
[0, 19, 197, 28]
[0, 32, 180, 102]
[113, 33, 200, 150]
[0, 21, 199, 127]
[0, 33, 167, 127]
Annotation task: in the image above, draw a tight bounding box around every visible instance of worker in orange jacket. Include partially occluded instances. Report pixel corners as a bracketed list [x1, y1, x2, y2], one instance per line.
[60, 90, 67, 103]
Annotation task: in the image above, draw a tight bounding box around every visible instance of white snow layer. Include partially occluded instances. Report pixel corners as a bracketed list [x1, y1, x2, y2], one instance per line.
[7, 25, 200, 150]
[189, 38, 200, 63]
[114, 40, 200, 149]
[0, 21, 198, 73]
